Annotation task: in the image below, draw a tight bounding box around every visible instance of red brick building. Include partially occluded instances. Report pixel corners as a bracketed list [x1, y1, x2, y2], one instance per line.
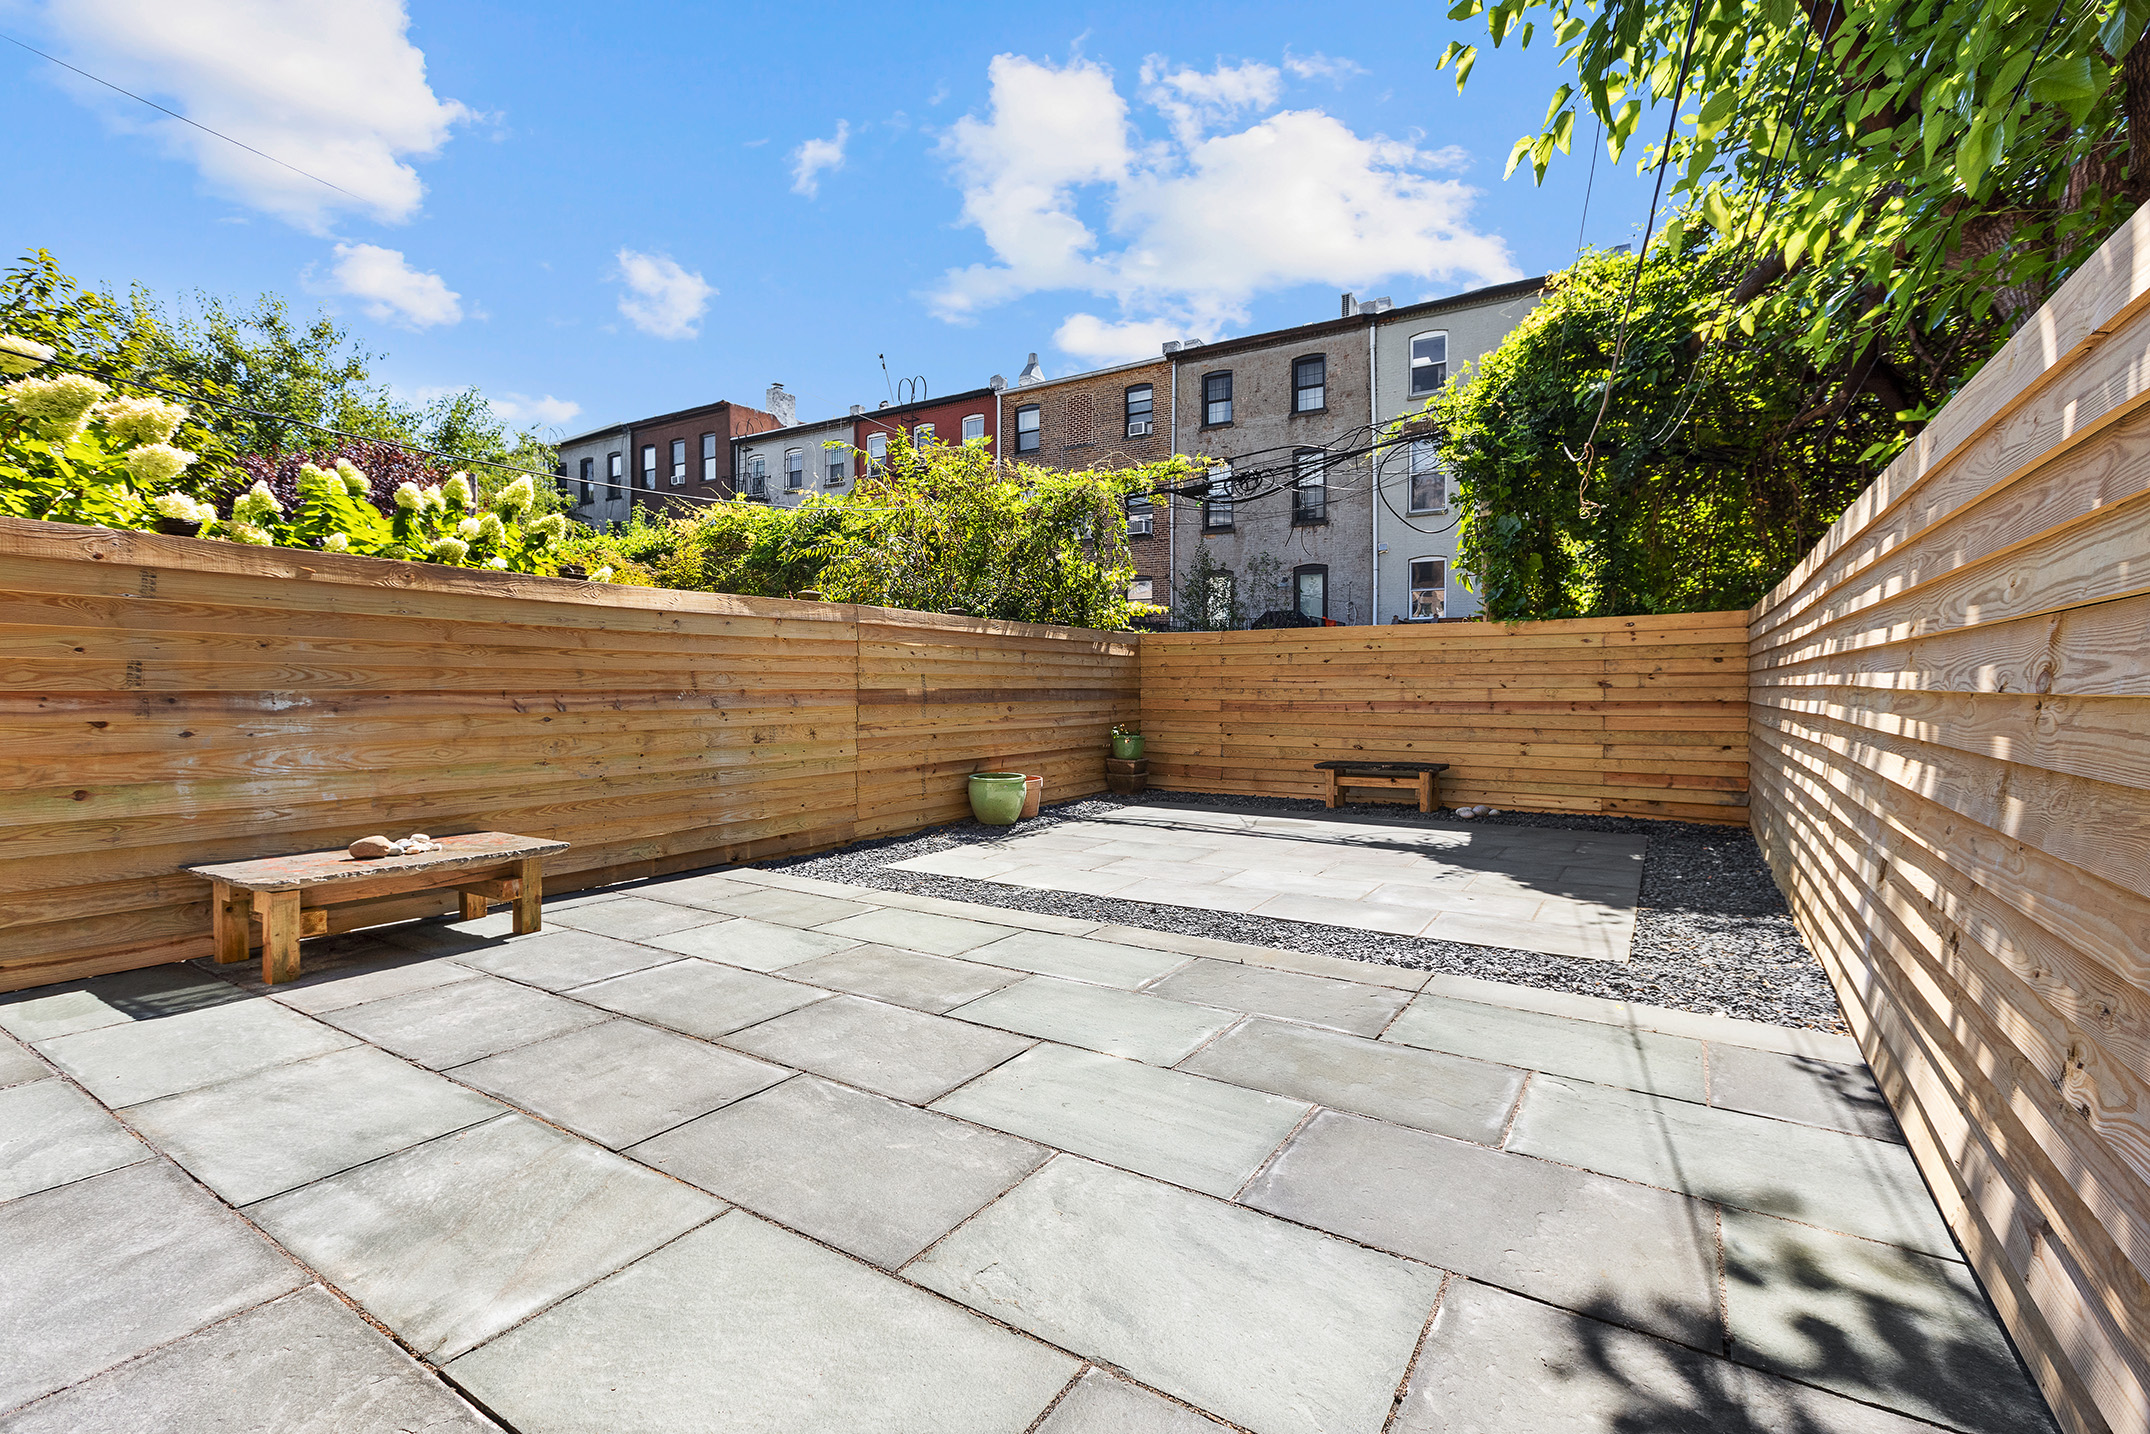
[628, 398, 781, 515]
[852, 386, 999, 469]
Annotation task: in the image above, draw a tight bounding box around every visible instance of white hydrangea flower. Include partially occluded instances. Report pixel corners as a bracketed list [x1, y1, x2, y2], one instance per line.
[334, 459, 369, 496]
[321, 532, 351, 552]
[476, 511, 506, 543]
[443, 473, 473, 509]
[421, 485, 446, 512]
[2, 372, 108, 433]
[393, 483, 425, 511]
[456, 516, 482, 540]
[227, 522, 274, 546]
[428, 536, 470, 563]
[231, 480, 284, 524]
[151, 491, 215, 524]
[0, 334, 56, 376]
[125, 443, 198, 488]
[484, 555, 509, 569]
[530, 512, 567, 543]
[492, 475, 535, 514]
[95, 394, 187, 445]
[588, 566, 614, 584]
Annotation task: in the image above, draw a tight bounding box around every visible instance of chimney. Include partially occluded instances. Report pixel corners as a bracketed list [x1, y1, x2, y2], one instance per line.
[1016, 352, 1045, 386]
[1162, 341, 1181, 355]
[989, 374, 1006, 391]
[849, 404, 863, 417]
[1340, 292, 1355, 318]
[765, 382, 796, 427]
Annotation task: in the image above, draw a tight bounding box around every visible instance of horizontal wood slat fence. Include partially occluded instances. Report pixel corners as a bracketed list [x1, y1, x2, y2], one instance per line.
[1749, 204, 2150, 1434]
[0, 519, 1137, 993]
[1139, 613, 1751, 824]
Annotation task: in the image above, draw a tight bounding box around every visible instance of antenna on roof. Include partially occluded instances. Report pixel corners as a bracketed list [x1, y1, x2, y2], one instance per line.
[878, 354, 893, 402]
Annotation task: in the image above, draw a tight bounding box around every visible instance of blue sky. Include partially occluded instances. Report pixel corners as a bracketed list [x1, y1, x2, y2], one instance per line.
[1, 0, 1660, 441]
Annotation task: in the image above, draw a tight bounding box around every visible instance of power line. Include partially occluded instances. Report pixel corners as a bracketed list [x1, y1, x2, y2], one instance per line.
[1, 32, 371, 206]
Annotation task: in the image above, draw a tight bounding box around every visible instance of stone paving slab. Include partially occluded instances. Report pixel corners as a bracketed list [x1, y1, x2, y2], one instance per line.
[720, 994, 1033, 1103]
[1034, 1372, 1229, 1433]
[249, 1113, 720, 1359]
[1395, 1279, 1954, 1433]
[33, 997, 357, 1108]
[454, 928, 680, 992]
[317, 973, 606, 1070]
[0, 1077, 148, 1201]
[453, 1019, 789, 1149]
[1245, 1110, 1723, 1348]
[1179, 1018, 1522, 1144]
[1721, 1209, 2055, 1433]
[0, 1160, 304, 1411]
[0, 1285, 497, 1434]
[0, 1034, 46, 1089]
[948, 976, 1237, 1066]
[932, 1043, 1309, 1197]
[0, 965, 246, 1045]
[1419, 972, 1863, 1062]
[216, 942, 482, 1016]
[634, 1074, 1047, 1267]
[122, 1044, 500, 1205]
[568, 957, 828, 1039]
[816, 907, 1021, 956]
[1088, 924, 1432, 993]
[664, 885, 877, 929]
[447, 1211, 1078, 1434]
[1147, 957, 1412, 1037]
[1509, 1076, 1957, 1257]
[1383, 992, 1709, 1102]
[910, 1157, 1444, 1434]
[1709, 1042, 1903, 1142]
[643, 916, 859, 971]
[964, 930, 1193, 989]
[547, 895, 733, 941]
[780, 944, 1022, 1013]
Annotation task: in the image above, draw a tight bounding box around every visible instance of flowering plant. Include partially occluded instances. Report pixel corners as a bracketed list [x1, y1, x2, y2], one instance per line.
[0, 359, 202, 528]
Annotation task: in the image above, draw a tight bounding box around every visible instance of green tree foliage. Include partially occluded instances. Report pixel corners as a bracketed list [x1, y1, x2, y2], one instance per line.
[572, 433, 1192, 628]
[1443, 0, 2150, 421]
[1433, 242, 1891, 617]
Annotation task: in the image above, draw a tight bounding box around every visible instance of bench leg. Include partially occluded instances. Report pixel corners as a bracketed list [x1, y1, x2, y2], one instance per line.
[513, 857, 543, 936]
[460, 891, 489, 922]
[213, 881, 252, 963]
[1325, 768, 1340, 810]
[260, 890, 301, 986]
[1418, 770, 1433, 814]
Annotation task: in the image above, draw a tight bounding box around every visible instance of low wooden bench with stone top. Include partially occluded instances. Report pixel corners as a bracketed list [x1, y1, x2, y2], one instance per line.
[186, 831, 568, 985]
[1313, 760, 1451, 814]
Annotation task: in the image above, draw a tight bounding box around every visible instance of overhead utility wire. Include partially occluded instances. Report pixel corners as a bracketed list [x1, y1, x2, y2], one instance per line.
[1, 32, 368, 205]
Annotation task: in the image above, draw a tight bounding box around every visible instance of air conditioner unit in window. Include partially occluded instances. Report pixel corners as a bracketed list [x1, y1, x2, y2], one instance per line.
[1126, 419, 1153, 438]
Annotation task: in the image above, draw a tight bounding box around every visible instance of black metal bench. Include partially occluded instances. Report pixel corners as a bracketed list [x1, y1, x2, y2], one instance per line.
[1312, 760, 1450, 814]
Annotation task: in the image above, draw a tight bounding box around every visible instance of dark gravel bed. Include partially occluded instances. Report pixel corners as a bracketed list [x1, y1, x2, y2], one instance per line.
[760, 790, 1846, 1034]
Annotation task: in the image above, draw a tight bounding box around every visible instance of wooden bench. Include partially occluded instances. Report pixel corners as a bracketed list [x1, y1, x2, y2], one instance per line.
[186, 832, 569, 985]
[1312, 760, 1450, 814]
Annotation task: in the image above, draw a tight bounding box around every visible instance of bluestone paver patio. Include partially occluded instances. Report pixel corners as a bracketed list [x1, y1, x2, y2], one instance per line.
[0, 860, 2055, 1432]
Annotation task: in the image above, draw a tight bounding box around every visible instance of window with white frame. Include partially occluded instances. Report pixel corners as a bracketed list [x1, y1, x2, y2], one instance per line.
[1409, 331, 1449, 397]
[1015, 404, 1040, 453]
[669, 438, 686, 485]
[785, 449, 804, 490]
[1203, 371, 1232, 426]
[961, 413, 985, 443]
[1293, 448, 1327, 523]
[1408, 437, 1445, 511]
[1126, 493, 1153, 538]
[701, 432, 717, 483]
[1294, 564, 1328, 619]
[825, 448, 847, 486]
[1410, 558, 1447, 619]
[913, 423, 934, 448]
[640, 445, 656, 488]
[1125, 384, 1154, 437]
[1128, 575, 1154, 602]
[1292, 355, 1326, 413]
[866, 431, 887, 471]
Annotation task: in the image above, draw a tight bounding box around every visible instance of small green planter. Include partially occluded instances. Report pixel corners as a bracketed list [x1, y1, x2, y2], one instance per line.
[1111, 733, 1145, 760]
[968, 771, 1029, 825]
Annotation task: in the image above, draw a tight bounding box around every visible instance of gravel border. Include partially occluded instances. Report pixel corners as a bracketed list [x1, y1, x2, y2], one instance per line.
[761, 790, 1845, 1034]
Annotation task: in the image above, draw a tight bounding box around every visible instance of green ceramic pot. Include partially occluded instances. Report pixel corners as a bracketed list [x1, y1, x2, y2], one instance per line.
[968, 771, 1029, 825]
[1111, 733, 1144, 760]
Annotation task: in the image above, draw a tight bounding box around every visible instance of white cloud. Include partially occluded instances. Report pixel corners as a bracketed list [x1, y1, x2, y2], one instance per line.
[931, 55, 1519, 351]
[33, 0, 471, 233]
[790, 121, 850, 197]
[488, 393, 582, 429]
[1284, 50, 1368, 82]
[327, 242, 462, 327]
[613, 248, 714, 340]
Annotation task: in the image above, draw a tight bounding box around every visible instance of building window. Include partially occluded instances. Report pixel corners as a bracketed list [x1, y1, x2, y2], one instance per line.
[670, 438, 686, 485]
[1293, 355, 1326, 413]
[826, 451, 847, 486]
[1203, 470, 1233, 530]
[785, 449, 804, 490]
[961, 413, 985, 443]
[1293, 564, 1329, 619]
[1202, 371, 1232, 426]
[1126, 494, 1153, 538]
[1206, 570, 1234, 628]
[913, 423, 935, 449]
[640, 445, 656, 489]
[1128, 576, 1154, 603]
[747, 455, 768, 498]
[1410, 558, 1447, 620]
[577, 457, 593, 504]
[1293, 448, 1327, 524]
[607, 451, 622, 496]
[1408, 437, 1445, 511]
[1125, 384, 1154, 437]
[1409, 331, 1449, 397]
[1015, 404, 1041, 453]
[701, 432, 717, 483]
[866, 431, 887, 471]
